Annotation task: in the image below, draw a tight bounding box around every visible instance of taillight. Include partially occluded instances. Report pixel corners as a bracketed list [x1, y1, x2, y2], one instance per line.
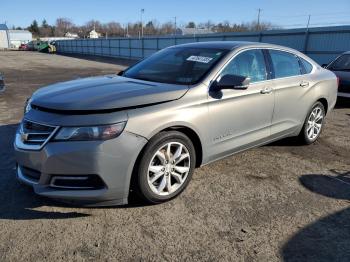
[336, 76, 340, 88]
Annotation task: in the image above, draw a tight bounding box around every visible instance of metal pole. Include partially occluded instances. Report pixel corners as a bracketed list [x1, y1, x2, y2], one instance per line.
[141, 9, 145, 38]
[174, 16, 177, 45]
[304, 15, 311, 53]
[174, 16, 177, 35]
[306, 15, 311, 29]
[257, 8, 262, 30]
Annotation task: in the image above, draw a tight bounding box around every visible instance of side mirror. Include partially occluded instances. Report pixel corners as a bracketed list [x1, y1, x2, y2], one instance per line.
[117, 70, 125, 76]
[212, 74, 250, 91]
[321, 64, 328, 68]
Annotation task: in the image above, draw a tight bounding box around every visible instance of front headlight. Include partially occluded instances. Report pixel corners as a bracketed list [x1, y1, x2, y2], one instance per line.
[24, 97, 33, 114]
[53, 122, 126, 141]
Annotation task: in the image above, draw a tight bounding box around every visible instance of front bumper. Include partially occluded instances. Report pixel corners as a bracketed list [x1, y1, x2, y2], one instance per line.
[14, 129, 148, 206]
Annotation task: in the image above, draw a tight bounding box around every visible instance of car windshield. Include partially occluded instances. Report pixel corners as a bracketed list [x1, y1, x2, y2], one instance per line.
[329, 54, 350, 71]
[123, 47, 229, 85]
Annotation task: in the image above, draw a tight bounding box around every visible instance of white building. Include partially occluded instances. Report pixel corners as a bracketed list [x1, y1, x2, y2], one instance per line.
[65, 32, 79, 38]
[0, 24, 10, 49]
[0, 24, 32, 49]
[178, 27, 213, 36]
[41, 37, 76, 42]
[89, 29, 100, 39]
[8, 30, 32, 48]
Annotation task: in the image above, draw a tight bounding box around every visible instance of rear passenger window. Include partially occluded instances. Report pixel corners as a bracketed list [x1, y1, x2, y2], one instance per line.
[300, 57, 313, 74]
[269, 50, 302, 78]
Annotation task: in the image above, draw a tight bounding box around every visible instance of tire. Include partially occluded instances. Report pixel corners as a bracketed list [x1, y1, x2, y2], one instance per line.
[136, 131, 196, 204]
[299, 101, 325, 144]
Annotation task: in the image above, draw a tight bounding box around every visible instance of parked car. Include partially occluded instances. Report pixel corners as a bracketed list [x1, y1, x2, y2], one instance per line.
[323, 52, 350, 98]
[0, 73, 5, 93]
[14, 42, 337, 206]
[18, 43, 28, 51]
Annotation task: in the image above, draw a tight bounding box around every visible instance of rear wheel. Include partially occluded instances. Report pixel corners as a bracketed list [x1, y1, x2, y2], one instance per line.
[136, 131, 196, 204]
[299, 102, 325, 144]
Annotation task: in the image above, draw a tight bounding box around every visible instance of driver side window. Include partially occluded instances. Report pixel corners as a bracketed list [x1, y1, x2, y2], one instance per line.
[221, 49, 267, 83]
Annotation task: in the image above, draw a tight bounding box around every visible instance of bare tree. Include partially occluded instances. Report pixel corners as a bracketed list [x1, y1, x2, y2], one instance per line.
[22, 17, 278, 38]
[198, 20, 214, 30]
[104, 22, 123, 36]
[55, 18, 74, 36]
[159, 21, 174, 35]
[248, 21, 277, 31]
[40, 19, 53, 37]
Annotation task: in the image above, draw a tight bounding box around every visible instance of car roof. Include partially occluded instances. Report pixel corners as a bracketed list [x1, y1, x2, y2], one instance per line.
[170, 41, 314, 63]
[170, 41, 277, 50]
[342, 51, 350, 55]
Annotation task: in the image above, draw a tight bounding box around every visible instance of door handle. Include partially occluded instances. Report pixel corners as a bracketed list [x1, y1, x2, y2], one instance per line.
[260, 87, 273, 94]
[300, 81, 309, 87]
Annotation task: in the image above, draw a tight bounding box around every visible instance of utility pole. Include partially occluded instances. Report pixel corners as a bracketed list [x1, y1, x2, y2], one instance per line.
[257, 8, 262, 30]
[140, 8, 145, 38]
[173, 16, 177, 35]
[304, 15, 311, 53]
[306, 14, 311, 29]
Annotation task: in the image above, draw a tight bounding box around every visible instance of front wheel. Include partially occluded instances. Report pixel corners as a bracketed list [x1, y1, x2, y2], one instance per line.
[299, 102, 325, 144]
[136, 131, 196, 204]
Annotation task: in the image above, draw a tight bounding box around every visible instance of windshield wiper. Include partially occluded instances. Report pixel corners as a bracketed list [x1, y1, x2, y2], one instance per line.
[132, 76, 155, 82]
[131, 75, 175, 84]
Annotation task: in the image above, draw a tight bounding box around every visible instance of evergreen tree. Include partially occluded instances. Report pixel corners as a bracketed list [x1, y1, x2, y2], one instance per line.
[28, 20, 39, 35]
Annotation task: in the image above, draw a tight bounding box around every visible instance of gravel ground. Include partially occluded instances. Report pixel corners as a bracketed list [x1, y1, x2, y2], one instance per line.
[0, 51, 349, 262]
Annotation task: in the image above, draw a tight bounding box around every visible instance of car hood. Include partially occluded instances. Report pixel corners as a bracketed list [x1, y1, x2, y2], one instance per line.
[31, 75, 189, 112]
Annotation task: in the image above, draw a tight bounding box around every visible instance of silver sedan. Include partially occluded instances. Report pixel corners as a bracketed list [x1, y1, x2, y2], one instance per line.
[14, 41, 337, 206]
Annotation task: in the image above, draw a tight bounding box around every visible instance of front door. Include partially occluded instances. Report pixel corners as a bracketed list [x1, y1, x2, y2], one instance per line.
[207, 49, 275, 162]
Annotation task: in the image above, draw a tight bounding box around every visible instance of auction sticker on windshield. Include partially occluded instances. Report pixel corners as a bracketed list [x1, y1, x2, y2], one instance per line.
[186, 56, 213, 63]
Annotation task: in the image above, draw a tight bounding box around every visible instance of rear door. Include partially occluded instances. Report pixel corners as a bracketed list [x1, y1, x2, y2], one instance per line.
[267, 49, 313, 137]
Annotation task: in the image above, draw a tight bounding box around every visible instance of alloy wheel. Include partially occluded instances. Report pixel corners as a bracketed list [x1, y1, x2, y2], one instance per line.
[147, 142, 191, 196]
[306, 106, 324, 140]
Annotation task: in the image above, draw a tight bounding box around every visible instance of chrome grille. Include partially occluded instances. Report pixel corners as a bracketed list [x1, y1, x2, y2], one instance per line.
[15, 119, 59, 150]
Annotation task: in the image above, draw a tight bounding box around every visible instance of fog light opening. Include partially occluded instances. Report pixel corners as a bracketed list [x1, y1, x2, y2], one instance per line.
[50, 175, 106, 190]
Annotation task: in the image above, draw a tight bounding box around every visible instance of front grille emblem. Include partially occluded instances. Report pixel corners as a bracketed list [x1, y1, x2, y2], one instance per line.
[17, 120, 58, 150]
[21, 133, 29, 142]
